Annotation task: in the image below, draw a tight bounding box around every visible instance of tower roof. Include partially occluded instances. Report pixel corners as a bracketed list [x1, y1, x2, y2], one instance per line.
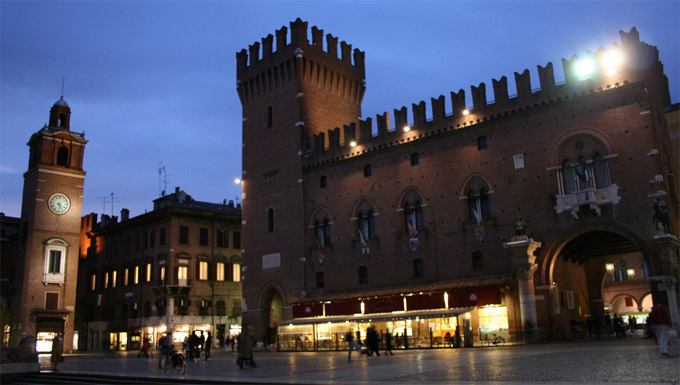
[53, 97, 69, 108]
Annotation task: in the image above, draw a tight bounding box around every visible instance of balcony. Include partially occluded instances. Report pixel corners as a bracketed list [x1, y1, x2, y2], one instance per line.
[555, 184, 621, 218]
[42, 273, 65, 285]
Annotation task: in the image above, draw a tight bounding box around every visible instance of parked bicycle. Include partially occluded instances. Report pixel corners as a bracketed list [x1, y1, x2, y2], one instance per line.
[483, 333, 505, 347]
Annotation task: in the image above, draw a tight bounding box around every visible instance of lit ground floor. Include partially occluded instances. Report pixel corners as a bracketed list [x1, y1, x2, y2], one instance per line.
[75, 315, 242, 352]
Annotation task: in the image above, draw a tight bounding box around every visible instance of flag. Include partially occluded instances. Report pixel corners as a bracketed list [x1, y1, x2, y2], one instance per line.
[573, 162, 588, 183]
[472, 205, 482, 226]
[407, 221, 418, 238]
[97, 294, 103, 306]
[358, 228, 370, 256]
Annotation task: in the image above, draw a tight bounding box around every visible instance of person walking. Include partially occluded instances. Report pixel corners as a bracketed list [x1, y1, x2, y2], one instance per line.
[204, 332, 212, 360]
[384, 330, 394, 356]
[366, 326, 380, 357]
[50, 333, 64, 371]
[651, 303, 674, 357]
[138, 337, 151, 358]
[237, 325, 256, 368]
[346, 331, 357, 361]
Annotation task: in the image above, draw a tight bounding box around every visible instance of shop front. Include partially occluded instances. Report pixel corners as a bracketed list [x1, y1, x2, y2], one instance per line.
[277, 284, 510, 351]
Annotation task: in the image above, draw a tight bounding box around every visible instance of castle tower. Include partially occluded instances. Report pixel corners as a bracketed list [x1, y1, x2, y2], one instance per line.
[9, 97, 87, 353]
[238, 18, 365, 341]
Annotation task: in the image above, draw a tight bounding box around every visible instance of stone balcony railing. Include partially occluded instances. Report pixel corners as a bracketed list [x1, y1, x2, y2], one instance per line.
[555, 184, 621, 218]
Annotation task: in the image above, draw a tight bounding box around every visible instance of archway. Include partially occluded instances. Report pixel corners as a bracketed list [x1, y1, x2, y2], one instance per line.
[260, 286, 284, 346]
[540, 225, 658, 340]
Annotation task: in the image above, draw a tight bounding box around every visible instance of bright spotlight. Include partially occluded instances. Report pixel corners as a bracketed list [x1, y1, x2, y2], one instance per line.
[576, 58, 595, 79]
[462, 109, 470, 116]
[350, 141, 357, 147]
[602, 50, 622, 76]
[403, 126, 411, 132]
[234, 178, 242, 184]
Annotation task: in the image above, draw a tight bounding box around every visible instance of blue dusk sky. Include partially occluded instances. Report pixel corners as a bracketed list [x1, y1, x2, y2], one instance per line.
[1, 1, 678, 219]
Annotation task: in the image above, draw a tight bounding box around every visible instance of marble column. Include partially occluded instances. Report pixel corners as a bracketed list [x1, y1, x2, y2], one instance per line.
[504, 237, 541, 341]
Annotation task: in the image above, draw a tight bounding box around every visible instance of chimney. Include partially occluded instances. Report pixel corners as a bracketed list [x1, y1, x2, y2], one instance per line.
[121, 208, 130, 222]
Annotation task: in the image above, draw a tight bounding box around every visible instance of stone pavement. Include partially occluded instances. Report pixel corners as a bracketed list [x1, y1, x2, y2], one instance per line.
[43, 337, 679, 384]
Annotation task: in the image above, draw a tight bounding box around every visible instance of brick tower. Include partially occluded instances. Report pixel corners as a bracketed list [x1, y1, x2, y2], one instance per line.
[9, 97, 87, 353]
[237, 18, 365, 341]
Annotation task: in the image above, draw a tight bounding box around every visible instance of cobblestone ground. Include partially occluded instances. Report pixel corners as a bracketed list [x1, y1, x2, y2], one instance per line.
[47, 336, 679, 384]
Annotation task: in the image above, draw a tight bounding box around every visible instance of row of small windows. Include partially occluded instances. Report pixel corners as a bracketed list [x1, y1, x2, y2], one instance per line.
[308, 192, 488, 250]
[90, 261, 241, 290]
[104, 227, 240, 256]
[90, 298, 240, 319]
[314, 252, 484, 287]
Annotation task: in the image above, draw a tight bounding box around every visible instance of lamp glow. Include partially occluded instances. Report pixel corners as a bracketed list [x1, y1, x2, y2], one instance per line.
[576, 58, 595, 79]
[462, 109, 470, 116]
[350, 141, 357, 147]
[627, 268, 635, 278]
[403, 126, 411, 132]
[605, 263, 614, 274]
[602, 50, 622, 76]
[234, 178, 242, 184]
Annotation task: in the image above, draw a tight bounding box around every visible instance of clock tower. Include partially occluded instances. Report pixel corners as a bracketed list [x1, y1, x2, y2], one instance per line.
[9, 97, 87, 353]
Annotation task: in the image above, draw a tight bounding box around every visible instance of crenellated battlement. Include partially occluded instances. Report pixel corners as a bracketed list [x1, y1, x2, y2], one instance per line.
[304, 27, 669, 167]
[236, 18, 365, 105]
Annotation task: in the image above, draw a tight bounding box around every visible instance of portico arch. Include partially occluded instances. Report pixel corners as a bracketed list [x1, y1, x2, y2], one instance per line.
[535, 219, 661, 339]
[258, 282, 286, 345]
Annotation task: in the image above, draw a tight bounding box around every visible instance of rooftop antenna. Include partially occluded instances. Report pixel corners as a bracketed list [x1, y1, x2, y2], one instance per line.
[97, 193, 120, 215]
[61, 76, 65, 98]
[158, 162, 171, 196]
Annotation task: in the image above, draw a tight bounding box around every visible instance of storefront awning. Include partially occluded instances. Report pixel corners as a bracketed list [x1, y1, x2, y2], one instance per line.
[277, 306, 474, 327]
[291, 275, 511, 304]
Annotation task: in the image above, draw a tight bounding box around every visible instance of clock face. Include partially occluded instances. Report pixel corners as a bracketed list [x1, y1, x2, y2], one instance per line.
[49, 193, 70, 214]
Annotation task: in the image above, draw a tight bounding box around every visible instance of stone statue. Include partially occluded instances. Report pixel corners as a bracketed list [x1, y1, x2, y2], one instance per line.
[652, 197, 671, 233]
[514, 216, 529, 237]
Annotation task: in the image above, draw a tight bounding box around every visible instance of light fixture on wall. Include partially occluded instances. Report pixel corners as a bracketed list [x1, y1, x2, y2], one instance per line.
[626, 268, 635, 278]
[605, 263, 614, 274]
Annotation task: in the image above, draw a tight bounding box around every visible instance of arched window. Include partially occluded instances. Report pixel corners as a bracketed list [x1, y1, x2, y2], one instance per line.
[57, 146, 69, 167]
[315, 219, 330, 249]
[592, 153, 611, 189]
[479, 189, 490, 220]
[404, 201, 424, 233]
[562, 159, 577, 194]
[358, 210, 376, 241]
[267, 208, 274, 232]
[58, 114, 67, 128]
[358, 266, 368, 285]
[467, 189, 490, 224]
[266, 105, 273, 128]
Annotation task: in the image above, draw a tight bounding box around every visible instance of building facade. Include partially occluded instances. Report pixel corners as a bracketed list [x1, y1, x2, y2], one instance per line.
[239, 20, 679, 349]
[76, 188, 242, 351]
[5, 98, 88, 353]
